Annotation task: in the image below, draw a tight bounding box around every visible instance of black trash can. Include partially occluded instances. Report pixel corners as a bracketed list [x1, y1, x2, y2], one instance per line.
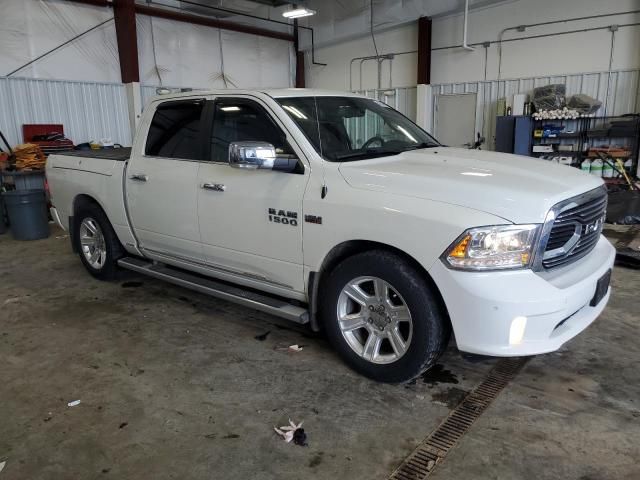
[0, 194, 7, 235]
[2, 189, 49, 240]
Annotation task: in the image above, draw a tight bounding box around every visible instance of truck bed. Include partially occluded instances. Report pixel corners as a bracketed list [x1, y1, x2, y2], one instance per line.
[58, 148, 131, 161]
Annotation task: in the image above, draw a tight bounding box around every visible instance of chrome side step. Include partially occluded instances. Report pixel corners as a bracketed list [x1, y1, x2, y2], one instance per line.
[118, 257, 309, 324]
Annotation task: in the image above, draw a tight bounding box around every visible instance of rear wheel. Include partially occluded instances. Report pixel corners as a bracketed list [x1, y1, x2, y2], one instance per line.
[321, 250, 450, 383]
[74, 203, 123, 280]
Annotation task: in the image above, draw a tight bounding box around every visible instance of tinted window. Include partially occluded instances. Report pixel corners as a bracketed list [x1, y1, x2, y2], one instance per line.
[145, 100, 205, 159]
[211, 99, 291, 162]
[277, 98, 321, 152]
[277, 96, 439, 162]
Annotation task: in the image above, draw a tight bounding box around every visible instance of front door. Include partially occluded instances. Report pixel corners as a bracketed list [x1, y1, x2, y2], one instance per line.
[127, 98, 208, 262]
[197, 96, 308, 296]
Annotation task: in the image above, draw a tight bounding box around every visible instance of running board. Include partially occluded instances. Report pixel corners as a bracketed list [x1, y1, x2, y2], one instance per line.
[117, 257, 309, 324]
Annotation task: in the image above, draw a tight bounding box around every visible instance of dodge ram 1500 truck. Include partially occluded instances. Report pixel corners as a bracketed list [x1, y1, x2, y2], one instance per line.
[46, 89, 615, 382]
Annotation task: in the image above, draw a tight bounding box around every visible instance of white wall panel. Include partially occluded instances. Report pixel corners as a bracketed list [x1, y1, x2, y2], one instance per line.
[0, 77, 131, 148]
[0, 0, 120, 82]
[430, 69, 640, 150]
[306, 0, 640, 91]
[136, 15, 293, 90]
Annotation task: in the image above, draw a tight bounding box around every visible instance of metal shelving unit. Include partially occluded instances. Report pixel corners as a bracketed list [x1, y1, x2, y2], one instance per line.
[530, 115, 640, 180]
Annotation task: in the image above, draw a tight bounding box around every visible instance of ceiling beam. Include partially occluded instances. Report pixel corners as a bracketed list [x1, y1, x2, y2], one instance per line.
[134, 4, 294, 42]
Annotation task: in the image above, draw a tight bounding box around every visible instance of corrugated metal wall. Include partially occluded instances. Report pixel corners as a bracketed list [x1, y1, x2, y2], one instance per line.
[0, 76, 131, 147]
[354, 87, 418, 121]
[431, 69, 640, 150]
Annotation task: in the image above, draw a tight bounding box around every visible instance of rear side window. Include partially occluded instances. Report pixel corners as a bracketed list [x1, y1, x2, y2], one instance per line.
[210, 98, 292, 162]
[145, 100, 205, 160]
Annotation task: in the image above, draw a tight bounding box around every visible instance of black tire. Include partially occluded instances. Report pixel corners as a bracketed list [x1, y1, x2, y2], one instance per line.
[320, 250, 450, 383]
[73, 202, 123, 280]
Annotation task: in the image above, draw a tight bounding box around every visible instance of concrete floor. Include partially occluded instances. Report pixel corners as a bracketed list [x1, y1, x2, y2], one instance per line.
[1, 225, 638, 480]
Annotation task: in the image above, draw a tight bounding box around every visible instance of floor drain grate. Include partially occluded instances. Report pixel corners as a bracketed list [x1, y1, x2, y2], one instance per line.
[389, 357, 528, 480]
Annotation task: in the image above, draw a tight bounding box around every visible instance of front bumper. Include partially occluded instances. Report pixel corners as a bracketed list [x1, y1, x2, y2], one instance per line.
[429, 235, 616, 356]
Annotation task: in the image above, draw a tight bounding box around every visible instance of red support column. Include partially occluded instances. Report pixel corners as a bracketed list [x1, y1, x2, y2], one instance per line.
[113, 0, 139, 84]
[293, 19, 305, 88]
[417, 16, 432, 85]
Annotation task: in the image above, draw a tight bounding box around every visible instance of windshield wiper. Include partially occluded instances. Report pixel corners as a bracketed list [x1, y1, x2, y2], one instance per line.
[402, 142, 439, 151]
[332, 149, 405, 161]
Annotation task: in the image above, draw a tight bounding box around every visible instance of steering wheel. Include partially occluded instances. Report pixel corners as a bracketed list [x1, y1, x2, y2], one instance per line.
[361, 135, 385, 149]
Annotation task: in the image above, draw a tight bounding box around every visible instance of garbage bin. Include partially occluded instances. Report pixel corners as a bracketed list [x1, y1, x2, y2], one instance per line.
[1, 170, 46, 191]
[0, 194, 7, 234]
[2, 189, 49, 240]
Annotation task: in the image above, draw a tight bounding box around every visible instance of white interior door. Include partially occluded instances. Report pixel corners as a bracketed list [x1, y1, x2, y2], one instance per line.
[434, 93, 477, 147]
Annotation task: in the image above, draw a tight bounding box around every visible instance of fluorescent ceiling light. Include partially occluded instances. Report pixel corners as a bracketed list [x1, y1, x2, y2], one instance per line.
[282, 7, 316, 18]
[221, 106, 241, 111]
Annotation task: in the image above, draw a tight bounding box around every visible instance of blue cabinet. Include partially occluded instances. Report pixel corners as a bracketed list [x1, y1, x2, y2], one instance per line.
[495, 116, 532, 156]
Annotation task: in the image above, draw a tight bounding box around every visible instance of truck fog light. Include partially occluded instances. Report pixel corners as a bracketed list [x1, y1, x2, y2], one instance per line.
[509, 316, 527, 345]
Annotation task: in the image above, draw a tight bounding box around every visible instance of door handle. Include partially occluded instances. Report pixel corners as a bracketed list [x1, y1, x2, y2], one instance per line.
[201, 182, 226, 192]
[129, 174, 148, 182]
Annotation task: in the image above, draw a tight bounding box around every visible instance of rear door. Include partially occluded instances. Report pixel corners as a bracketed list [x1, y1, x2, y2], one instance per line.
[126, 98, 208, 262]
[196, 96, 309, 296]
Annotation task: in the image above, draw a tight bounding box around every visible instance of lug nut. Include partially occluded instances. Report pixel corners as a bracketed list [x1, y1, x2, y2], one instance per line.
[367, 317, 373, 323]
[368, 305, 374, 311]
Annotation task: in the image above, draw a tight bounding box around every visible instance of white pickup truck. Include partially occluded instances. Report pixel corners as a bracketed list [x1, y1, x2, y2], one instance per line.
[46, 89, 615, 382]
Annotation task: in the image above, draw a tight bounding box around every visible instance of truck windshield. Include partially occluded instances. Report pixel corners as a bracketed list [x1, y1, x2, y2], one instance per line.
[276, 96, 439, 161]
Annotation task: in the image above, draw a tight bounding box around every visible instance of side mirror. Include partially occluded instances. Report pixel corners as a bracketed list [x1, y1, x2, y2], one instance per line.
[229, 142, 276, 170]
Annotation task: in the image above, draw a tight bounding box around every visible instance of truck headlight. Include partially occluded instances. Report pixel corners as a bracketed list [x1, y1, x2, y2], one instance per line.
[443, 225, 540, 271]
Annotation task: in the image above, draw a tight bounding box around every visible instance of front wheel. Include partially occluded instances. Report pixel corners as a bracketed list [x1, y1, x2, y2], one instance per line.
[321, 250, 450, 383]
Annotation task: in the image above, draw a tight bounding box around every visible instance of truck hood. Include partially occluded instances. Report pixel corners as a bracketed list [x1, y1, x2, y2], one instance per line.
[338, 147, 603, 224]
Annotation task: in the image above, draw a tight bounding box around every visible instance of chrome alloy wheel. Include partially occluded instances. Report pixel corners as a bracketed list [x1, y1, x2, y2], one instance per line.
[79, 217, 107, 269]
[337, 276, 413, 364]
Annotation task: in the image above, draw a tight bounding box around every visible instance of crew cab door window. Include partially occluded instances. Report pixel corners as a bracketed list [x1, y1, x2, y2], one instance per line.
[210, 99, 293, 162]
[145, 100, 206, 160]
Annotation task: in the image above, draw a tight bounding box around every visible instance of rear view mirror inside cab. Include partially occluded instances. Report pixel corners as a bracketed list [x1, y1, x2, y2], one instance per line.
[337, 105, 366, 118]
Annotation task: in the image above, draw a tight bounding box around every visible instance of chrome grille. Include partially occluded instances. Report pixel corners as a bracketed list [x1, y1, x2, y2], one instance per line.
[541, 188, 607, 270]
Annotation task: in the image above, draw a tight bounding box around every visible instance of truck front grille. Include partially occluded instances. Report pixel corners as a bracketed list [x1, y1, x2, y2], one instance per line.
[541, 188, 607, 270]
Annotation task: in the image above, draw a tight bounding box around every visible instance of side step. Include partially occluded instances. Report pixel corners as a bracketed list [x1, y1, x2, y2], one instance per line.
[117, 257, 309, 324]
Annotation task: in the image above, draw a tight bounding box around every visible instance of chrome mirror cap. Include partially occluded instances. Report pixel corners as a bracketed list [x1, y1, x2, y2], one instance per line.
[229, 142, 276, 170]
